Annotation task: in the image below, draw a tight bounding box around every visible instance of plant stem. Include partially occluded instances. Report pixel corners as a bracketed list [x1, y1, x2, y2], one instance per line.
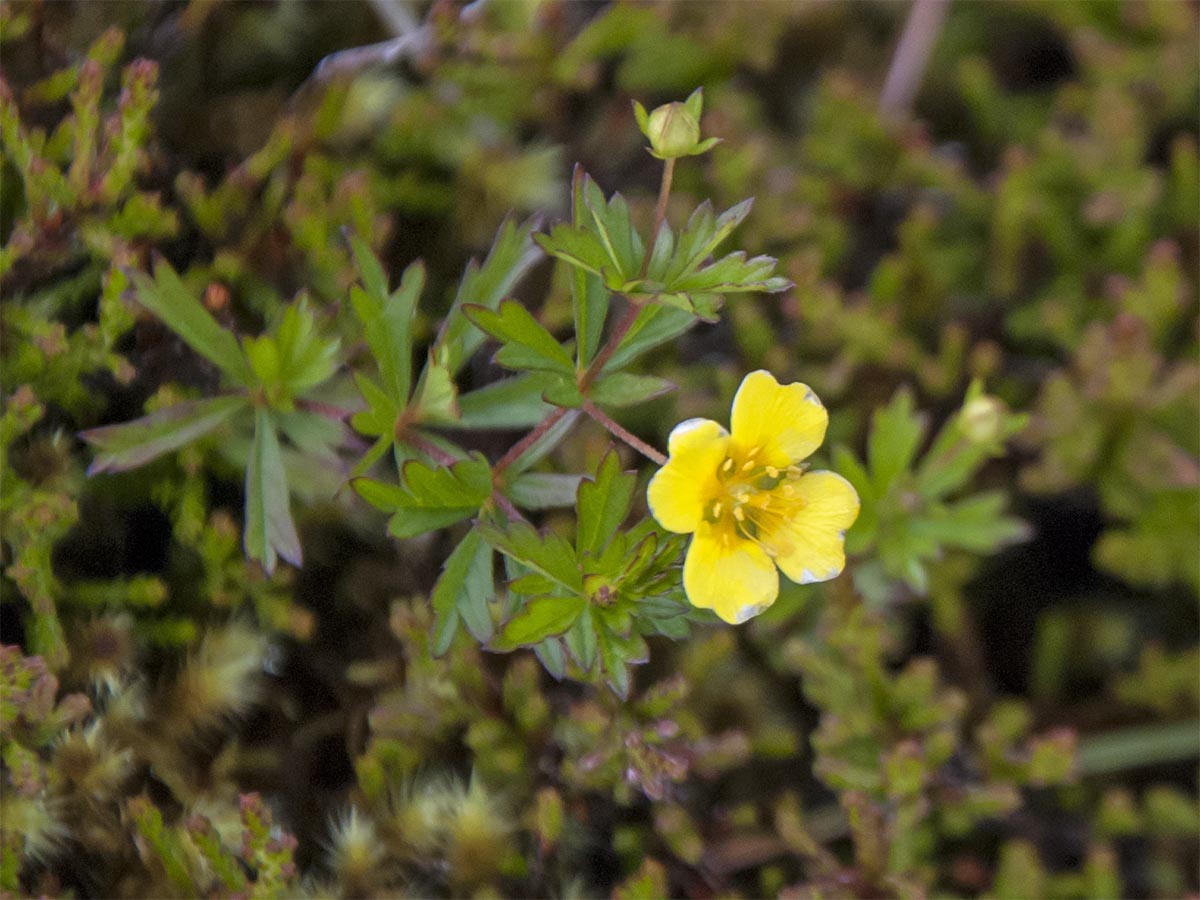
[651, 158, 675, 248]
[397, 427, 460, 468]
[297, 398, 355, 420]
[577, 300, 641, 392]
[492, 406, 570, 474]
[583, 401, 667, 466]
[879, 0, 950, 120]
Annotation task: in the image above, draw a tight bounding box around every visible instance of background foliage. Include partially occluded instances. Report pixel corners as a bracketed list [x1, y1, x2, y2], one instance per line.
[1, 1, 1197, 897]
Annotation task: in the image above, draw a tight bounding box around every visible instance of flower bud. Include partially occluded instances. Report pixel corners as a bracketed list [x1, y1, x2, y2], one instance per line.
[633, 89, 719, 160]
[959, 395, 1007, 445]
[646, 102, 700, 158]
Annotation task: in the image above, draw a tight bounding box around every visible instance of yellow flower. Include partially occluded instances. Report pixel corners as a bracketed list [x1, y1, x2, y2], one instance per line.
[647, 370, 860, 624]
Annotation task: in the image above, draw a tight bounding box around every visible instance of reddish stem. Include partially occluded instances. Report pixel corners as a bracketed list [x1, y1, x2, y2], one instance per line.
[492, 405, 570, 475]
[583, 401, 667, 466]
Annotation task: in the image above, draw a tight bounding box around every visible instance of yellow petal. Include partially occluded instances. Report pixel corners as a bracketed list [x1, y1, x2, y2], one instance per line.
[646, 418, 729, 534]
[729, 370, 828, 464]
[769, 470, 860, 585]
[683, 526, 778, 624]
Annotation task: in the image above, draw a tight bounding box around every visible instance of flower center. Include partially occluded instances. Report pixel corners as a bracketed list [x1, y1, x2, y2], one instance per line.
[703, 445, 806, 555]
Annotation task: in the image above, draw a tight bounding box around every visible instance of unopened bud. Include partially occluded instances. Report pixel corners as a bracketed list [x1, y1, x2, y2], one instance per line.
[959, 395, 1006, 445]
[646, 102, 700, 159]
[633, 88, 719, 160]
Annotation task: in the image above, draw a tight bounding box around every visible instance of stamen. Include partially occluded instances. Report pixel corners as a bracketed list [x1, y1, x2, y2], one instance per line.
[766, 466, 779, 478]
[733, 506, 745, 522]
[711, 501, 723, 519]
[741, 460, 756, 472]
[721, 458, 735, 474]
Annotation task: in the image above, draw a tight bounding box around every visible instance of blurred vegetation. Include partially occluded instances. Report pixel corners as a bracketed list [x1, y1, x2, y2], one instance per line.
[1, 0, 1197, 898]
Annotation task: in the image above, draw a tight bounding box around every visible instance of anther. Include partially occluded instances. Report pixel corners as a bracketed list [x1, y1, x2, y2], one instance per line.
[711, 501, 723, 518]
[741, 460, 756, 472]
[721, 458, 735, 474]
[766, 466, 779, 478]
[733, 506, 746, 522]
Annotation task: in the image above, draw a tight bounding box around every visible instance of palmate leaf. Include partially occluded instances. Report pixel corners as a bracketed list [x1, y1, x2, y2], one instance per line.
[576, 450, 635, 556]
[452, 373, 557, 430]
[437, 217, 542, 377]
[348, 239, 424, 406]
[354, 453, 492, 539]
[133, 258, 253, 385]
[491, 594, 588, 651]
[244, 409, 302, 573]
[269, 297, 340, 396]
[535, 172, 644, 293]
[82, 395, 247, 474]
[478, 520, 582, 593]
[463, 299, 575, 376]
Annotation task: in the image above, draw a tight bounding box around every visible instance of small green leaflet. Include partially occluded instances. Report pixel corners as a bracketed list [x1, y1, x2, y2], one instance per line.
[132, 258, 253, 385]
[348, 238, 423, 406]
[353, 453, 492, 539]
[430, 528, 495, 656]
[244, 408, 302, 573]
[588, 372, 674, 408]
[452, 373, 557, 430]
[576, 450, 635, 556]
[82, 395, 247, 474]
[463, 299, 574, 376]
[491, 594, 588, 651]
[436, 218, 542, 376]
[535, 173, 644, 293]
[868, 387, 925, 493]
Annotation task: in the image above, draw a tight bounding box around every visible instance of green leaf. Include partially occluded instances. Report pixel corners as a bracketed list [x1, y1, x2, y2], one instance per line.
[430, 529, 494, 655]
[564, 607, 598, 671]
[508, 472, 584, 509]
[492, 594, 587, 650]
[919, 492, 1030, 553]
[272, 297, 340, 396]
[576, 450, 635, 556]
[350, 372, 398, 437]
[83, 395, 247, 474]
[244, 409, 302, 573]
[868, 387, 925, 492]
[437, 218, 541, 376]
[350, 434, 392, 479]
[534, 225, 610, 278]
[535, 173, 645, 292]
[541, 377, 585, 409]
[354, 453, 492, 539]
[479, 520, 582, 592]
[464, 299, 574, 375]
[588, 372, 675, 407]
[602, 304, 695, 374]
[575, 279, 610, 366]
[348, 235, 389, 303]
[571, 166, 611, 368]
[507, 409, 582, 474]
[453, 374, 557, 429]
[348, 256, 424, 405]
[534, 638, 567, 680]
[133, 258, 252, 384]
[275, 409, 344, 467]
[656, 199, 751, 284]
[411, 355, 459, 424]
